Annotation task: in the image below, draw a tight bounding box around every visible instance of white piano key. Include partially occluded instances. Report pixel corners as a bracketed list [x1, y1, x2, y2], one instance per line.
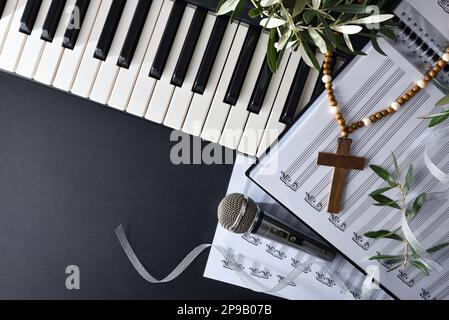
[256, 52, 302, 158]
[89, 0, 138, 105]
[0, 0, 28, 72]
[182, 22, 238, 137]
[34, 0, 76, 85]
[108, 0, 164, 111]
[0, 0, 18, 55]
[126, 0, 172, 117]
[200, 25, 247, 143]
[238, 52, 290, 156]
[71, 0, 112, 97]
[145, 5, 195, 123]
[218, 32, 269, 150]
[52, 0, 102, 91]
[163, 12, 215, 130]
[16, 0, 53, 78]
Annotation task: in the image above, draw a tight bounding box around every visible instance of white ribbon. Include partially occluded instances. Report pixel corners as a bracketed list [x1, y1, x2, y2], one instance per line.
[398, 128, 449, 273]
[115, 225, 376, 299]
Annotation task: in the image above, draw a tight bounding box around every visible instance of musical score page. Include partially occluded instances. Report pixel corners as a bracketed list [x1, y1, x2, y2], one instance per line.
[249, 39, 449, 300]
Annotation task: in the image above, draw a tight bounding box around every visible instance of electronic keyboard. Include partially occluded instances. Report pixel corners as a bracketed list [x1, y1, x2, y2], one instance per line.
[0, 0, 349, 158]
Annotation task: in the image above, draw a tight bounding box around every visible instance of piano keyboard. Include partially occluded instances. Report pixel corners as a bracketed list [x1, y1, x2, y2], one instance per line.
[0, 0, 341, 158]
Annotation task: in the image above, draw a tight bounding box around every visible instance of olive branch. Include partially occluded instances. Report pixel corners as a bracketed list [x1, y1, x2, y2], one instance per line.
[420, 94, 449, 128]
[217, 0, 396, 72]
[366, 153, 449, 275]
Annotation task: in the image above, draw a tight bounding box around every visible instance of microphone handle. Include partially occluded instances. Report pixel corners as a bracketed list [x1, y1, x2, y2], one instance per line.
[252, 211, 337, 262]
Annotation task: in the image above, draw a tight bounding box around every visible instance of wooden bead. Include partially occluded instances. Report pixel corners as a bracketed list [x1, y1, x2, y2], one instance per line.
[387, 107, 395, 114]
[370, 115, 377, 122]
[392, 101, 402, 110]
[407, 90, 415, 97]
[424, 75, 432, 82]
[324, 57, 332, 64]
[417, 80, 427, 88]
[326, 88, 334, 94]
[325, 83, 332, 89]
[335, 113, 343, 121]
[322, 75, 332, 83]
[362, 118, 371, 127]
[323, 63, 331, 69]
[433, 65, 442, 73]
[438, 60, 447, 67]
[446, 48, 449, 53]
[323, 69, 331, 75]
[381, 110, 389, 116]
[375, 112, 382, 119]
[330, 106, 340, 115]
[412, 85, 421, 92]
[428, 70, 437, 78]
[348, 127, 354, 133]
[325, 52, 333, 57]
[329, 99, 338, 107]
[397, 98, 405, 105]
[402, 93, 411, 101]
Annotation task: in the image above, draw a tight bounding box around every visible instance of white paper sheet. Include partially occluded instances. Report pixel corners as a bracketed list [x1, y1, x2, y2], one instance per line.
[204, 154, 392, 300]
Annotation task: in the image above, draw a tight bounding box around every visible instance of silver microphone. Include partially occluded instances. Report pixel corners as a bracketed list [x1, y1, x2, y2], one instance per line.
[217, 193, 336, 262]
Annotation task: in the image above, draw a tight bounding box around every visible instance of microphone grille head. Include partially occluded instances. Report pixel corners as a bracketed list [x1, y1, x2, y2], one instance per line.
[217, 193, 258, 234]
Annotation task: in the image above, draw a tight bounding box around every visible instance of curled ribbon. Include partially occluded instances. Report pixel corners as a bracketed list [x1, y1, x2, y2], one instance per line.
[115, 225, 379, 300]
[400, 128, 449, 273]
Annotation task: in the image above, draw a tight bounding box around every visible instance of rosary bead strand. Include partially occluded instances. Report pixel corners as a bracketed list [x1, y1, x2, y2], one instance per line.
[322, 48, 449, 138]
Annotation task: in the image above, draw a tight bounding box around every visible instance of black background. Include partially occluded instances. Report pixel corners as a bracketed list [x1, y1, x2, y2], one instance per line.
[0, 71, 268, 299]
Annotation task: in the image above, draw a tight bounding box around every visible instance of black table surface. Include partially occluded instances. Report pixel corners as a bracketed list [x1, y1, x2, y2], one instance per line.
[0, 71, 269, 300]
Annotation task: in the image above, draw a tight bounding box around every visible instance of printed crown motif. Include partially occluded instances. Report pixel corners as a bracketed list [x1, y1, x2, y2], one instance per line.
[439, 0, 449, 13]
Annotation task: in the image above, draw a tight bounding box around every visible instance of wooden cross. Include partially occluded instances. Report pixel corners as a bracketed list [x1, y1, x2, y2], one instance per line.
[317, 138, 365, 214]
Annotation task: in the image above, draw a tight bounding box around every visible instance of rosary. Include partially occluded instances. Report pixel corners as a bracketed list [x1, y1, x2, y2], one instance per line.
[317, 48, 449, 214]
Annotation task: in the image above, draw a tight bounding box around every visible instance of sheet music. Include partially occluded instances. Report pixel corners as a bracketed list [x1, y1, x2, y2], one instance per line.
[204, 154, 392, 300]
[393, 0, 449, 86]
[249, 39, 449, 300]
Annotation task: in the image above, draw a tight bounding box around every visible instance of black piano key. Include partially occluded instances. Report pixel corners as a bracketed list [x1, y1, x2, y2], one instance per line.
[93, 0, 127, 61]
[247, 60, 273, 114]
[41, 0, 67, 42]
[311, 53, 338, 99]
[192, 15, 228, 94]
[0, 0, 7, 19]
[279, 59, 311, 125]
[62, 0, 90, 50]
[117, 0, 152, 69]
[19, 0, 43, 35]
[171, 7, 207, 87]
[149, 0, 186, 79]
[224, 26, 261, 106]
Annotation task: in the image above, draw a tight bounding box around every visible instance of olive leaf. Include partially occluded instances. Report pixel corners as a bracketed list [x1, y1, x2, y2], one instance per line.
[410, 260, 430, 276]
[370, 165, 392, 183]
[404, 164, 413, 195]
[267, 29, 278, 72]
[427, 242, 449, 253]
[406, 193, 427, 221]
[369, 186, 395, 196]
[292, 0, 307, 17]
[436, 94, 449, 107]
[328, 4, 370, 14]
[391, 152, 400, 179]
[364, 230, 403, 241]
[371, 194, 401, 209]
